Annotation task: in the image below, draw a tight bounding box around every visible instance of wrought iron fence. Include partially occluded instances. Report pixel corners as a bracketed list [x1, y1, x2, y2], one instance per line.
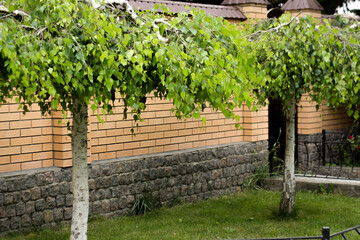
[229, 225, 360, 240]
[298, 130, 360, 180]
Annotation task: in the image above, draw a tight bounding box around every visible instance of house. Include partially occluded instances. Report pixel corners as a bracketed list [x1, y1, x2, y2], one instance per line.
[0, 0, 353, 232]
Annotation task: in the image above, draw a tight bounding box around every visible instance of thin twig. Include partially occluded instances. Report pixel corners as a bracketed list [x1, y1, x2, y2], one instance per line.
[36, 27, 48, 37]
[21, 25, 36, 30]
[0, 13, 12, 20]
[249, 11, 302, 39]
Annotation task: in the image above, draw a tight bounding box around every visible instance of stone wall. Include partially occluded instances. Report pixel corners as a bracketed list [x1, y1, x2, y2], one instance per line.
[0, 141, 268, 233]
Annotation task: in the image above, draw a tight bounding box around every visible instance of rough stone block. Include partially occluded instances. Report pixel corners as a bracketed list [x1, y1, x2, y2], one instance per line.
[32, 212, 44, 226]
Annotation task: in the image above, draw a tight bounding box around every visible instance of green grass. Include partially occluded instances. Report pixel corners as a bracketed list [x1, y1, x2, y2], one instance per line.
[4, 190, 360, 240]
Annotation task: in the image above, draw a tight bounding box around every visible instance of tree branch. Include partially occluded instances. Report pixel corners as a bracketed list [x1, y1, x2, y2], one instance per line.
[249, 12, 302, 40]
[151, 19, 178, 43]
[88, 0, 138, 21]
[88, 0, 178, 43]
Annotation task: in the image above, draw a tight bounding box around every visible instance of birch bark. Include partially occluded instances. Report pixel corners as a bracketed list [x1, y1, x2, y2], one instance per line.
[279, 94, 296, 215]
[70, 99, 89, 240]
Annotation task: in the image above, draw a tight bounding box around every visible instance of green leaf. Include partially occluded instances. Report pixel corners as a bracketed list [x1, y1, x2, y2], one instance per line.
[202, 117, 206, 125]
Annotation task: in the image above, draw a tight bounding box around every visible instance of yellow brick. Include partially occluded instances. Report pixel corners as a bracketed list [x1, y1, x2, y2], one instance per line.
[149, 146, 164, 154]
[117, 150, 133, 158]
[10, 120, 31, 129]
[20, 111, 42, 120]
[133, 148, 149, 156]
[21, 160, 42, 170]
[165, 144, 179, 152]
[148, 118, 164, 125]
[0, 104, 9, 113]
[32, 135, 53, 144]
[148, 132, 164, 139]
[0, 146, 21, 156]
[98, 122, 116, 130]
[54, 151, 72, 160]
[185, 135, 199, 142]
[0, 112, 20, 121]
[193, 141, 206, 148]
[212, 132, 225, 139]
[98, 137, 116, 145]
[21, 128, 41, 137]
[33, 151, 53, 160]
[22, 144, 42, 154]
[0, 139, 9, 148]
[42, 127, 53, 135]
[155, 138, 171, 146]
[11, 137, 32, 146]
[124, 142, 140, 150]
[0, 163, 20, 173]
[0, 156, 10, 164]
[179, 142, 193, 150]
[107, 143, 124, 152]
[140, 140, 155, 148]
[205, 139, 219, 147]
[155, 124, 171, 132]
[54, 159, 72, 168]
[178, 129, 192, 136]
[133, 133, 149, 141]
[99, 152, 116, 160]
[219, 138, 232, 144]
[43, 143, 53, 151]
[42, 159, 53, 168]
[0, 122, 9, 130]
[32, 119, 52, 128]
[106, 128, 124, 137]
[11, 154, 33, 163]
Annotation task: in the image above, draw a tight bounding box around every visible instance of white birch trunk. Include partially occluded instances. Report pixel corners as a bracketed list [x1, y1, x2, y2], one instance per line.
[279, 94, 296, 215]
[70, 99, 89, 240]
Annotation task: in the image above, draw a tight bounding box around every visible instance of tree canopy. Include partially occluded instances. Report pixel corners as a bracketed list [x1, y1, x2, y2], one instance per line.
[0, 0, 259, 123]
[250, 13, 360, 214]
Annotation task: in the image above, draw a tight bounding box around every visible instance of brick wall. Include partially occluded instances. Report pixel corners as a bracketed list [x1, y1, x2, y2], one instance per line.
[0, 97, 269, 172]
[0, 100, 54, 173]
[297, 95, 353, 135]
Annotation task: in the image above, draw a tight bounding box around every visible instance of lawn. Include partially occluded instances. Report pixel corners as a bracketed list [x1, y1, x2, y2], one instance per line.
[4, 190, 360, 240]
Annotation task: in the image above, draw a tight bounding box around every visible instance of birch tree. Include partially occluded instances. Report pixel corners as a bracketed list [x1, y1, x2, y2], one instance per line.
[0, 0, 260, 239]
[251, 14, 360, 215]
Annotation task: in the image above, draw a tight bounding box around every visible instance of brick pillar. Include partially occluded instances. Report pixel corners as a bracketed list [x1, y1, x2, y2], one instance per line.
[242, 104, 268, 142]
[288, 10, 322, 20]
[237, 3, 268, 20]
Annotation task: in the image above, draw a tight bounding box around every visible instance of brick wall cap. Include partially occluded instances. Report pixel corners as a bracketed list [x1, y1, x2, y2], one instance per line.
[125, 0, 247, 19]
[221, 0, 270, 5]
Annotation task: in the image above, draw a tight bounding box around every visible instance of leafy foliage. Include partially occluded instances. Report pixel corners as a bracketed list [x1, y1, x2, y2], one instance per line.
[0, 0, 260, 124]
[251, 14, 360, 117]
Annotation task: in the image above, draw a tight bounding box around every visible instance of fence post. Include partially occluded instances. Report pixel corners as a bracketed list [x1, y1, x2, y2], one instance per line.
[322, 129, 326, 165]
[322, 227, 330, 240]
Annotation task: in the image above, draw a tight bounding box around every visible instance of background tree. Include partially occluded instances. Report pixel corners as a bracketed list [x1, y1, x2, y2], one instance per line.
[0, 0, 260, 239]
[251, 14, 360, 214]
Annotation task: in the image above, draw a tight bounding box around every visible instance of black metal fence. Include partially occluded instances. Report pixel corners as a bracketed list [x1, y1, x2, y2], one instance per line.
[298, 130, 360, 180]
[230, 225, 360, 240]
